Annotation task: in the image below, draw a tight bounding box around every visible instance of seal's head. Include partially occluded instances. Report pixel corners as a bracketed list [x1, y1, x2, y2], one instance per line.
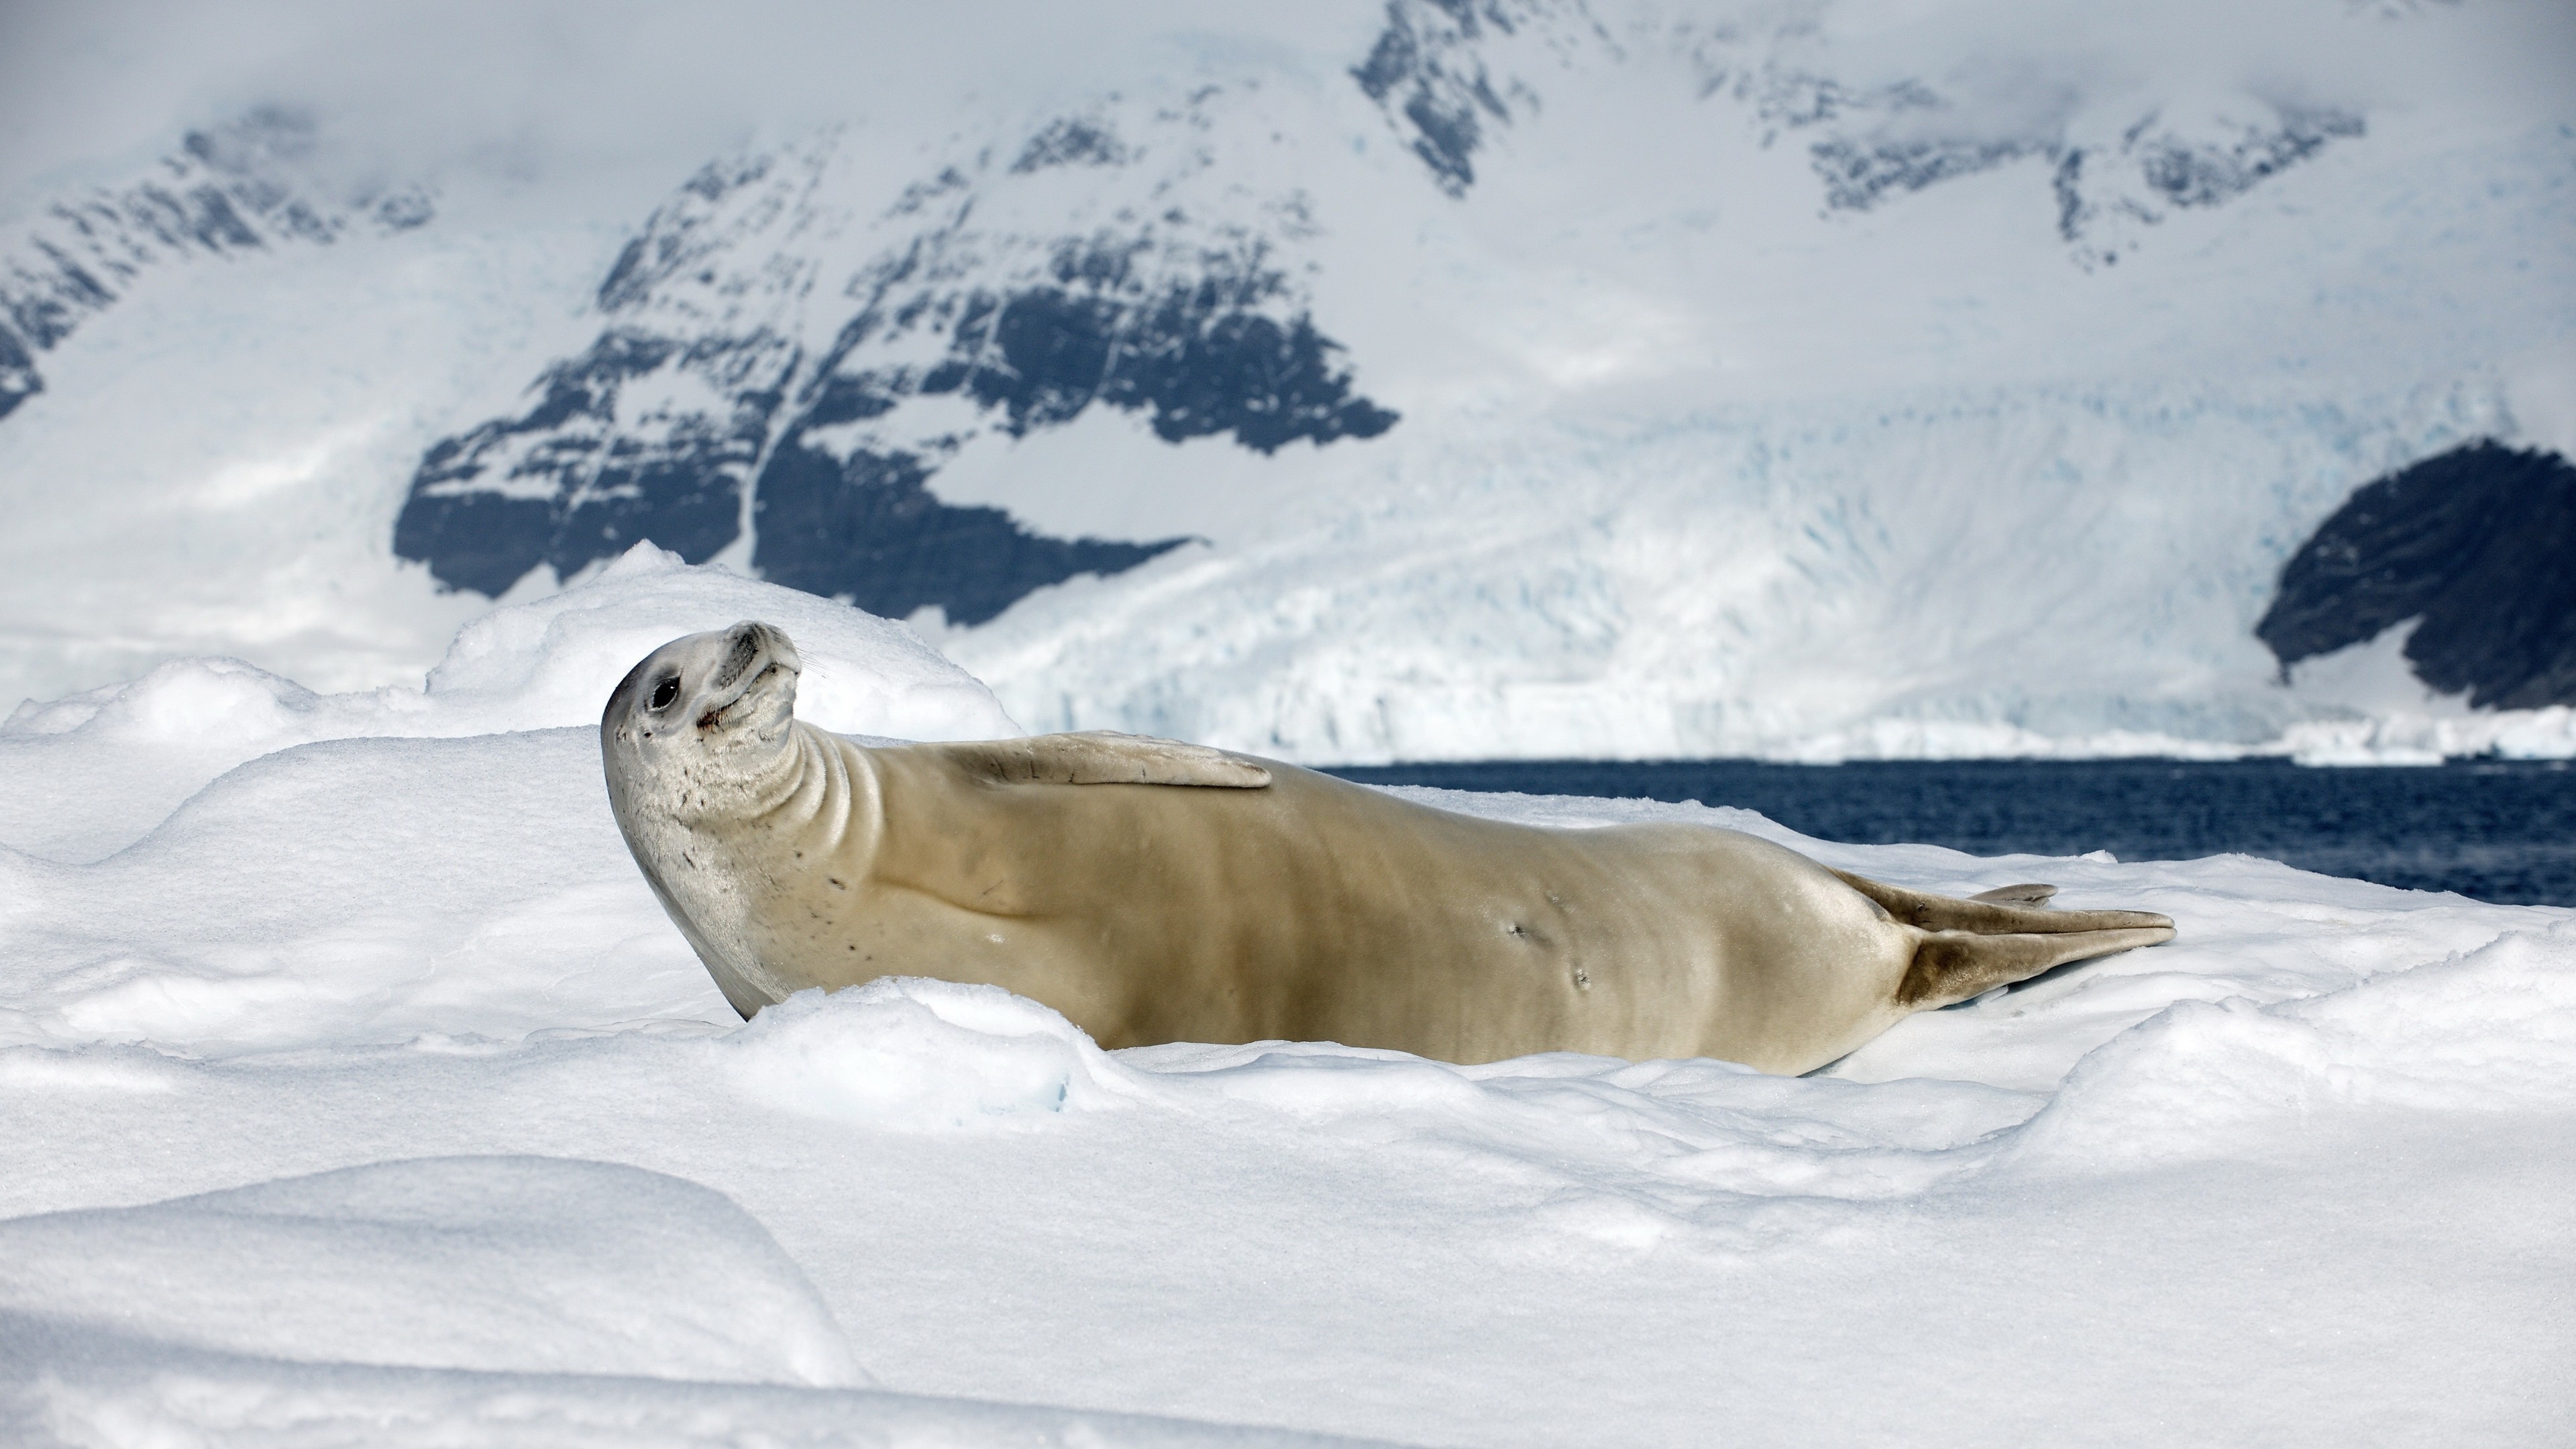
[602, 621, 805, 822]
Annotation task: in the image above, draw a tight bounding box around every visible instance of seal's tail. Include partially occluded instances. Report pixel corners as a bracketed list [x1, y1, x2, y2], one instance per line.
[1829, 869, 2176, 1010]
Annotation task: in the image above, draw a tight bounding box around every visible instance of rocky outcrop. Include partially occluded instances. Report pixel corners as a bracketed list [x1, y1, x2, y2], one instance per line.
[2259, 441, 2576, 709]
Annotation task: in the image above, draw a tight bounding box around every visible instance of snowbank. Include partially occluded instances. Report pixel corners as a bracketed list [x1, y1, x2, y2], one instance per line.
[0, 1322, 1385, 1449]
[0, 1156, 865, 1387]
[0, 543, 1016, 862]
[0, 567, 2568, 1444]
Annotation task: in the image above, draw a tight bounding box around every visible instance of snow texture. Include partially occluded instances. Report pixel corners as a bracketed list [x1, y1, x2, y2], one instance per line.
[0, 567, 2569, 1444]
[0, 1156, 864, 1387]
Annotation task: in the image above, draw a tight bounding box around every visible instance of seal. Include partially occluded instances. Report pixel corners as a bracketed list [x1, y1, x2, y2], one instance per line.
[603, 623, 2176, 1073]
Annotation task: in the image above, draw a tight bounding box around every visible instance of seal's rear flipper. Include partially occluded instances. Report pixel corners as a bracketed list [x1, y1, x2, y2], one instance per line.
[955, 731, 1273, 789]
[1896, 924, 2178, 1009]
[1831, 869, 2168, 936]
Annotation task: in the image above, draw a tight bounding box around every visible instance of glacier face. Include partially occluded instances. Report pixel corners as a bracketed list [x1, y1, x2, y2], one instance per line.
[0, 0, 2570, 759]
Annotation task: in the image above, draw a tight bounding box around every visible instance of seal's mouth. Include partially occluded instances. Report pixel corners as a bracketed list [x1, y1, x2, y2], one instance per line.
[695, 622, 802, 731]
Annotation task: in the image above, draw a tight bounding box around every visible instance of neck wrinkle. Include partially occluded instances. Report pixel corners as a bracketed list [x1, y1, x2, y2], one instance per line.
[762, 723, 883, 863]
[735, 725, 816, 824]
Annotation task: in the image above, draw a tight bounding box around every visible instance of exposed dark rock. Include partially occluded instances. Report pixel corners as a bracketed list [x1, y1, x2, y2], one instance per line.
[751, 441, 1185, 625]
[2051, 105, 2364, 266]
[2257, 441, 2576, 709]
[1352, 0, 1542, 195]
[0, 325, 38, 422]
[1012, 119, 1131, 173]
[2137, 107, 2363, 209]
[392, 129, 1397, 619]
[1811, 135, 2033, 212]
[1758, 50, 2365, 269]
[892, 279, 1398, 453]
[2051, 150, 2090, 244]
[596, 156, 775, 311]
[396, 252, 1389, 606]
[392, 329, 782, 592]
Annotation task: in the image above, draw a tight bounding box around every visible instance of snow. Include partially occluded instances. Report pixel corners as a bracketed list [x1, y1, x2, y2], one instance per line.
[1, 569, 2570, 1444]
[0, 544, 1016, 863]
[0, 1156, 866, 1386]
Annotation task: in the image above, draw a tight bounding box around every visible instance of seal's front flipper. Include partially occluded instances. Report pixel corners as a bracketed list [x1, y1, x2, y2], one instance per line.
[958, 731, 1274, 789]
[1969, 883, 2057, 908]
[1896, 924, 2178, 1009]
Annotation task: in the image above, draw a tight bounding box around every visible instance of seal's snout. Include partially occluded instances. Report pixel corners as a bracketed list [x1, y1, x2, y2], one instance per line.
[709, 621, 802, 690]
[693, 621, 803, 738]
[708, 623, 762, 694]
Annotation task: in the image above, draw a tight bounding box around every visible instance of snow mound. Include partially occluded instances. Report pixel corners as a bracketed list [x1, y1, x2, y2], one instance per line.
[0, 729, 727, 1053]
[723, 979, 1138, 1127]
[0, 544, 1016, 863]
[422, 543, 1018, 741]
[0, 1331, 1388, 1449]
[2017, 920, 2576, 1169]
[0, 1155, 865, 1387]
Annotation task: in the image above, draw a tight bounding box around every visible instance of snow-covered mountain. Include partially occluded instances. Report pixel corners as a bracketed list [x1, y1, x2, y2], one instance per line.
[2, 0, 2571, 761]
[391, 104, 1396, 619]
[0, 109, 433, 421]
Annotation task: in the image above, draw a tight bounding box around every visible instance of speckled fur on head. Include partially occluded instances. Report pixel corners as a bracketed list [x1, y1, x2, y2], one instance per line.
[602, 622, 806, 822]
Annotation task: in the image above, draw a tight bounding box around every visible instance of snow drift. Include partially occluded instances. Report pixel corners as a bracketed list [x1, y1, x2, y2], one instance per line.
[0, 561, 2567, 1442]
[0, 1155, 866, 1387]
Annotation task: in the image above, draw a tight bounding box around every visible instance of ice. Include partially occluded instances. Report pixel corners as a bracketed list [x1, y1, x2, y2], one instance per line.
[0, 565, 2567, 1442]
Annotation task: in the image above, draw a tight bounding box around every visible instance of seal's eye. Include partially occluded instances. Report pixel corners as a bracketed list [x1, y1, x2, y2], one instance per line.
[649, 674, 681, 711]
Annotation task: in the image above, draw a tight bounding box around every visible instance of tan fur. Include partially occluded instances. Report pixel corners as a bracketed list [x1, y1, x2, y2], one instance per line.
[603, 625, 2177, 1074]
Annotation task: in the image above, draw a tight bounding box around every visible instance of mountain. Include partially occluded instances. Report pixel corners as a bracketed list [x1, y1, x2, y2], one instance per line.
[1, 0, 2571, 761]
[389, 110, 1396, 621]
[0, 109, 433, 423]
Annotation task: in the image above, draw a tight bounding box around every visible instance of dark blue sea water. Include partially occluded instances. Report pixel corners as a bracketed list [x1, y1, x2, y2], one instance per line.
[1323, 758, 2576, 907]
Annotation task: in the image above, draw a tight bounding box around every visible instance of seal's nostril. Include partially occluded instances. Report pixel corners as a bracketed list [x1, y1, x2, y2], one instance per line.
[708, 627, 761, 693]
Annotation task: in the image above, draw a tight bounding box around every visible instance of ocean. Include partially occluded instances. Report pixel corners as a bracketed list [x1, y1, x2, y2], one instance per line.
[1324, 757, 2576, 908]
